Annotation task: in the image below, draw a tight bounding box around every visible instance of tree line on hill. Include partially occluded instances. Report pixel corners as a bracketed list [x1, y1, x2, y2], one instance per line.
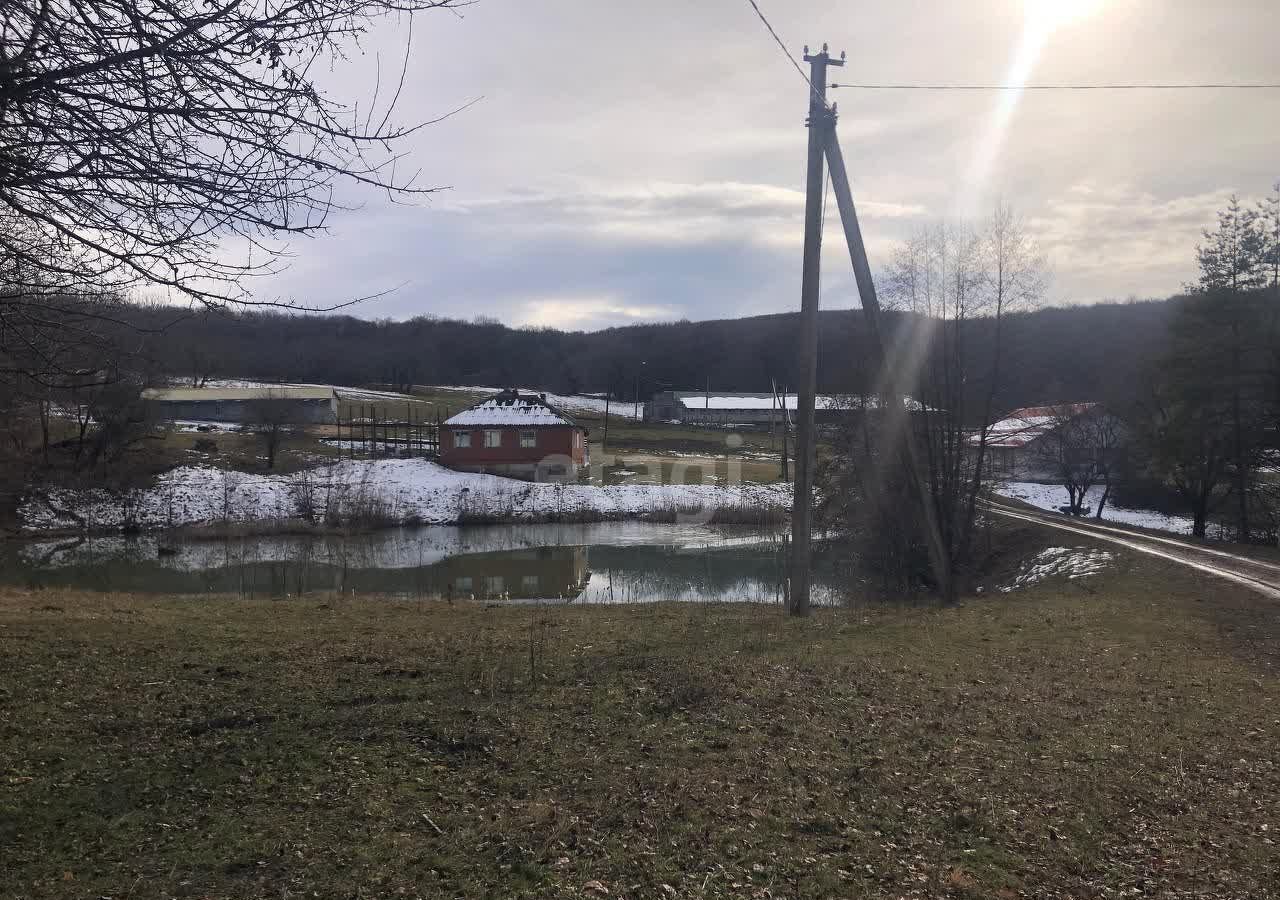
[0, 273, 1167, 497]
[118, 293, 1175, 418]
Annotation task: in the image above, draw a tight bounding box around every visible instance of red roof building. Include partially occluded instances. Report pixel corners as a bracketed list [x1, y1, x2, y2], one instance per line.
[970, 403, 1116, 482]
[440, 389, 589, 482]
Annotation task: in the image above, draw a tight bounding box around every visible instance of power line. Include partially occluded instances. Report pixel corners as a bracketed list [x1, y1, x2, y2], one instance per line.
[742, 0, 829, 107]
[830, 82, 1280, 91]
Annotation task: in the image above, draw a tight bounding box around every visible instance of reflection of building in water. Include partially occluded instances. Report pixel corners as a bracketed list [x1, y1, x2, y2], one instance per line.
[10, 531, 843, 604]
[442, 546, 589, 601]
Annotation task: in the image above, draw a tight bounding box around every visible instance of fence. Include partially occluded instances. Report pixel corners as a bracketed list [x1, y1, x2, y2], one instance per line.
[333, 403, 440, 459]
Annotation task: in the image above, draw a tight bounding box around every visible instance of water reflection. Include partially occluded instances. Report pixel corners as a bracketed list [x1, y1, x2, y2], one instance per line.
[9, 523, 844, 605]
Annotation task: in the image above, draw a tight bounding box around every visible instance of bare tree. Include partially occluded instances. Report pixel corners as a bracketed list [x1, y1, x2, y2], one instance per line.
[862, 206, 1044, 584]
[1088, 412, 1126, 519]
[1263, 182, 1280, 293]
[884, 221, 983, 577]
[246, 390, 290, 470]
[1, 0, 468, 413]
[1033, 405, 1125, 517]
[1, 0, 465, 480]
[80, 372, 152, 471]
[1, 0, 466, 304]
[961, 206, 1046, 550]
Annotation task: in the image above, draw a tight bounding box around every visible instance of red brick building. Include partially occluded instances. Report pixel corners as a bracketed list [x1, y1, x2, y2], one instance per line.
[440, 390, 589, 482]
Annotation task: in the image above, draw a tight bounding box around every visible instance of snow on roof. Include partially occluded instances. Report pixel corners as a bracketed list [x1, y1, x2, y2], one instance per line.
[673, 392, 926, 412]
[444, 390, 579, 427]
[976, 403, 1097, 448]
[675, 393, 819, 411]
[142, 386, 336, 402]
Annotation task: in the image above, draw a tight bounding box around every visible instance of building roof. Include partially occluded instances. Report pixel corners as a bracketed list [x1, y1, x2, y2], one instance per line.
[671, 392, 928, 413]
[142, 386, 336, 402]
[977, 403, 1097, 449]
[674, 392, 839, 411]
[445, 390, 579, 427]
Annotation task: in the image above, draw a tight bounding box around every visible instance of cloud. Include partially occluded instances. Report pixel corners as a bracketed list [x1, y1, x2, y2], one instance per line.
[240, 0, 1278, 328]
[517, 295, 681, 330]
[440, 179, 925, 252]
[1028, 182, 1237, 301]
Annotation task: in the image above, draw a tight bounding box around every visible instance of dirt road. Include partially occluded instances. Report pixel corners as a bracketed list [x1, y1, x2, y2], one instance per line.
[986, 498, 1280, 600]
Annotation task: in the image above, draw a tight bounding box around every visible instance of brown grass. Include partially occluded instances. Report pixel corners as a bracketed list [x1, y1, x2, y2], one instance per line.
[1, 553, 1278, 898]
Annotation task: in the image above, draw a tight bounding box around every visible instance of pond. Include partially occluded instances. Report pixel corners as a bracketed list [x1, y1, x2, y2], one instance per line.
[7, 523, 848, 605]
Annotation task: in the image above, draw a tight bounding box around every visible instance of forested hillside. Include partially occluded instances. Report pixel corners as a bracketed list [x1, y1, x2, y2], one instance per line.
[144, 297, 1177, 416]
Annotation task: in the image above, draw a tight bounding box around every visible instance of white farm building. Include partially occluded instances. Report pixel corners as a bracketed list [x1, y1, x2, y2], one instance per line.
[141, 386, 340, 424]
[645, 391, 846, 426]
[645, 390, 930, 426]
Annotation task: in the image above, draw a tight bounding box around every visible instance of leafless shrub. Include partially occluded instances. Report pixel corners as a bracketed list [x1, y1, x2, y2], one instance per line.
[820, 206, 1046, 590]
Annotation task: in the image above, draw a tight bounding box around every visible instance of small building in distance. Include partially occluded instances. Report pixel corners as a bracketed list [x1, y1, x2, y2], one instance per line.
[141, 386, 339, 424]
[441, 389, 588, 482]
[974, 403, 1124, 482]
[645, 390, 847, 426]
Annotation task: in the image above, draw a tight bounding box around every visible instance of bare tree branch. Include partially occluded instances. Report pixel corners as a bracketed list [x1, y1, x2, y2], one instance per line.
[1, 0, 470, 308]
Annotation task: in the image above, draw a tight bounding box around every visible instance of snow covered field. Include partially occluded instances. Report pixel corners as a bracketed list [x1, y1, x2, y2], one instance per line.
[204, 379, 419, 404]
[20, 459, 789, 533]
[1000, 545, 1115, 593]
[995, 481, 1195, 535]
[204, 379, 641, 419]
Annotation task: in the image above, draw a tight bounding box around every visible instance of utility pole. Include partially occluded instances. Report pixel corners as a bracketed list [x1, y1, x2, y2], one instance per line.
[770, 377, 778, 451]
[789, 43, 843, 617]
[781, 384, 790, 481]
[634, 360, 646, 420]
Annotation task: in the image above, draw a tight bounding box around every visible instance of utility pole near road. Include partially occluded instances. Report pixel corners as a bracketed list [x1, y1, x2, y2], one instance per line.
[789, 44, 843, 617]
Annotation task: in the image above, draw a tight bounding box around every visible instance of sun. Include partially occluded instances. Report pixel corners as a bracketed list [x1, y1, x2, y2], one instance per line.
[1023, 0, 1106, 29]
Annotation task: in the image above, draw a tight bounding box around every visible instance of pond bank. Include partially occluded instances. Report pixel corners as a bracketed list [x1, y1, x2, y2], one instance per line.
[19, 458, 790, 535]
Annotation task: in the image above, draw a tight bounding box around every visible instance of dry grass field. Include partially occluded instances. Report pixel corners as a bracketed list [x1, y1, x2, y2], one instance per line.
[2, 552, 1278, 898]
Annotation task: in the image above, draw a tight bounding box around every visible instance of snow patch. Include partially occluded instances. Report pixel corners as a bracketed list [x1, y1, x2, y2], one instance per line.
[171, 420, 244, 434]
[19, 459, 789, 532]
[995, 481, 1195, 535]
[1000, 545, 1115, 593]
[203, 379, 416, 404]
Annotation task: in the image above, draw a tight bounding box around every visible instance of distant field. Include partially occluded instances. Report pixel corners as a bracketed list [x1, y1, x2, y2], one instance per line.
[2, 554, 1277, 898]
[54, 382, 788, 486]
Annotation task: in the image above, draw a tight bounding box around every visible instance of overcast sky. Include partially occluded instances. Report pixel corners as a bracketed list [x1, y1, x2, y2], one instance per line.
[258, 0, 1279, 330]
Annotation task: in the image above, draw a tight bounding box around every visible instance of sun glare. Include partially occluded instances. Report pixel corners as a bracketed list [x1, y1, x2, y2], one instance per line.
[1024, 0, 1106, 28]
[958, 0, 1106, 215]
